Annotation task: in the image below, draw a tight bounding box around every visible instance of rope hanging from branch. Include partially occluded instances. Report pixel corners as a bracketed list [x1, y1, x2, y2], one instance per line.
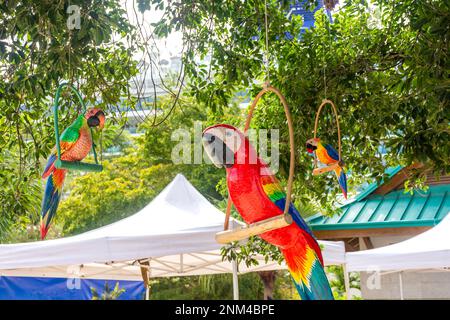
[264, 0, 270, 86]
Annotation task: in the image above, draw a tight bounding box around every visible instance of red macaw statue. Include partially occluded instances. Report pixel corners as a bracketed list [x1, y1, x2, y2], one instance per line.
[203, 124, 333, 300]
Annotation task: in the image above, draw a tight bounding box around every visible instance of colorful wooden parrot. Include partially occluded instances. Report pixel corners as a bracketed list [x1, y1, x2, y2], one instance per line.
[40, 108, 105, 240]
[202, 124, 333, 300]
[306, 137, 347, 199]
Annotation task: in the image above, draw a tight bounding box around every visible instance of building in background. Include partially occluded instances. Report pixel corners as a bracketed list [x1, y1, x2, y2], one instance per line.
[308, 165, 450, 299]
[123, 57, 181, 135]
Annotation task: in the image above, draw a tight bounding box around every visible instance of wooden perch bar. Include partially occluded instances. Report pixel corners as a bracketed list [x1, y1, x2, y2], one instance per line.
[312, 162, 339, 175]
[215, 213, 293, 244]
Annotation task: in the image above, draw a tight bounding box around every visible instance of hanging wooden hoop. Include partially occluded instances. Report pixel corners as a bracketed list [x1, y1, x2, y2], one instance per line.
[217, 85, 295, 244]
[312, 99, 342, 175]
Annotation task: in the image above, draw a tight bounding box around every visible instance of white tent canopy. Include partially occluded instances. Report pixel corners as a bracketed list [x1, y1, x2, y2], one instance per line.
[0, 174, 345, 283]
[346, 212, 450, 272]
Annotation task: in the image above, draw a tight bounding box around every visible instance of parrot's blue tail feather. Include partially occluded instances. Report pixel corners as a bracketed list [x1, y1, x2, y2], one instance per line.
[335, 166, 347, 199]
[40, 169, 66, 240]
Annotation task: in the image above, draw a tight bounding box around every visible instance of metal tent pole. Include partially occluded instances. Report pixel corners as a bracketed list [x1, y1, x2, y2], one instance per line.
[343, 264, 350, 300]
[399, 271, 404, 300]
[145, 284, 150, 300]
[232, 259, 239, 300]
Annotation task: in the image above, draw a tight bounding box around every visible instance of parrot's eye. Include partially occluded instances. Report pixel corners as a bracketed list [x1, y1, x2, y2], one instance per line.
[225, 130, 233, 137]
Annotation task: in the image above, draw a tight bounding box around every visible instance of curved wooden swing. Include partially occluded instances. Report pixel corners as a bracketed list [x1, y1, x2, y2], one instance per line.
[53, 82, 103, 172]
[311, 98, 342, 176]
[215, 84, 295, 244]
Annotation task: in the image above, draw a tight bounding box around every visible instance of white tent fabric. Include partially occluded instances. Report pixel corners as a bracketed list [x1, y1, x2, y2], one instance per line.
[0, 252, 278, 281]
[0, 174, 345, 280]
[0, 240, 344, 281]
[346, 213, 450, 272]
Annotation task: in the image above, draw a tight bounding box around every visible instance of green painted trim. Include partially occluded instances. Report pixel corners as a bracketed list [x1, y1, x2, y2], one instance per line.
[310, 219, 441, 231]
[55, 159, 103, 172]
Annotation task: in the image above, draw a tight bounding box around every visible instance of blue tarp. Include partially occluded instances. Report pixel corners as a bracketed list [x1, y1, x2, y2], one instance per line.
[0, 276, 145, 300]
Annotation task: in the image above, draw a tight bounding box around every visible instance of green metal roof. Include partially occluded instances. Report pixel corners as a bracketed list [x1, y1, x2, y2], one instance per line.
[350, 165, 403, 203]
[307, 184, 450, 230]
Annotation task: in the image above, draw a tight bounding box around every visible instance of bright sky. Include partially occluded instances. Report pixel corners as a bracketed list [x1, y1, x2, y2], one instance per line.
[122, 0, 183, 62]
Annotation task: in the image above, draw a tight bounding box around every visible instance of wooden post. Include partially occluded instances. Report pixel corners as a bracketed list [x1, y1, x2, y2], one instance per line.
[139, 260, 150, 300]
[215, 214, 293, 244]
[258, 271, 276, 300]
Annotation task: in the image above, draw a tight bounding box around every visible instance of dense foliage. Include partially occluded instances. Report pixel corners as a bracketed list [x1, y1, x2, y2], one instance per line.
[150, 271, 299, 300]
[55, 97, 228, 236]
[0, 0, 445, 300]
[0, 0, 138, 236]
[326, 265, 360, 300]
[139, 0, 449, 211]
[2, 0, 448, 235]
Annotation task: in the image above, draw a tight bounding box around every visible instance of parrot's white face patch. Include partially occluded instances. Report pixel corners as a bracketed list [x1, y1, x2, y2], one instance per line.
[306, 137, 319, 153]
[202, 126, 242, 168]
[222, 128, 242, 154]
[306, 138, 319, 147]
[206, 127, 242, 154]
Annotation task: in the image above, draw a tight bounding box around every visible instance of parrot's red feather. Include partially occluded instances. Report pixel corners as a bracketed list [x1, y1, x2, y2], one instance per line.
[42, 162, 55, 179]
[221, 126, 333, 299]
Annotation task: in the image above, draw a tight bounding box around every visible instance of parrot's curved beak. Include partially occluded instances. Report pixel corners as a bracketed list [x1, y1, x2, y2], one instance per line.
[87, 110, 105, 130]
[306, 138, 318, 154]
[87, 116, 100, 127]
[95, 110, 105, 130]
[202, 132, 235, 168]
[306, 143, 316, 154]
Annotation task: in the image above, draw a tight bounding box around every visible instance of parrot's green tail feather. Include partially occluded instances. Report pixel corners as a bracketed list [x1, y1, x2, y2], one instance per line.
[282, 240, 334, 300]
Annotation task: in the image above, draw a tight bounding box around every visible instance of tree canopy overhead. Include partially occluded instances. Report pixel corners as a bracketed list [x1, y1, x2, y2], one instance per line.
[0, 0, 449, 238]
[136, 0, 449, 208]
[0, 0, 137, 233]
